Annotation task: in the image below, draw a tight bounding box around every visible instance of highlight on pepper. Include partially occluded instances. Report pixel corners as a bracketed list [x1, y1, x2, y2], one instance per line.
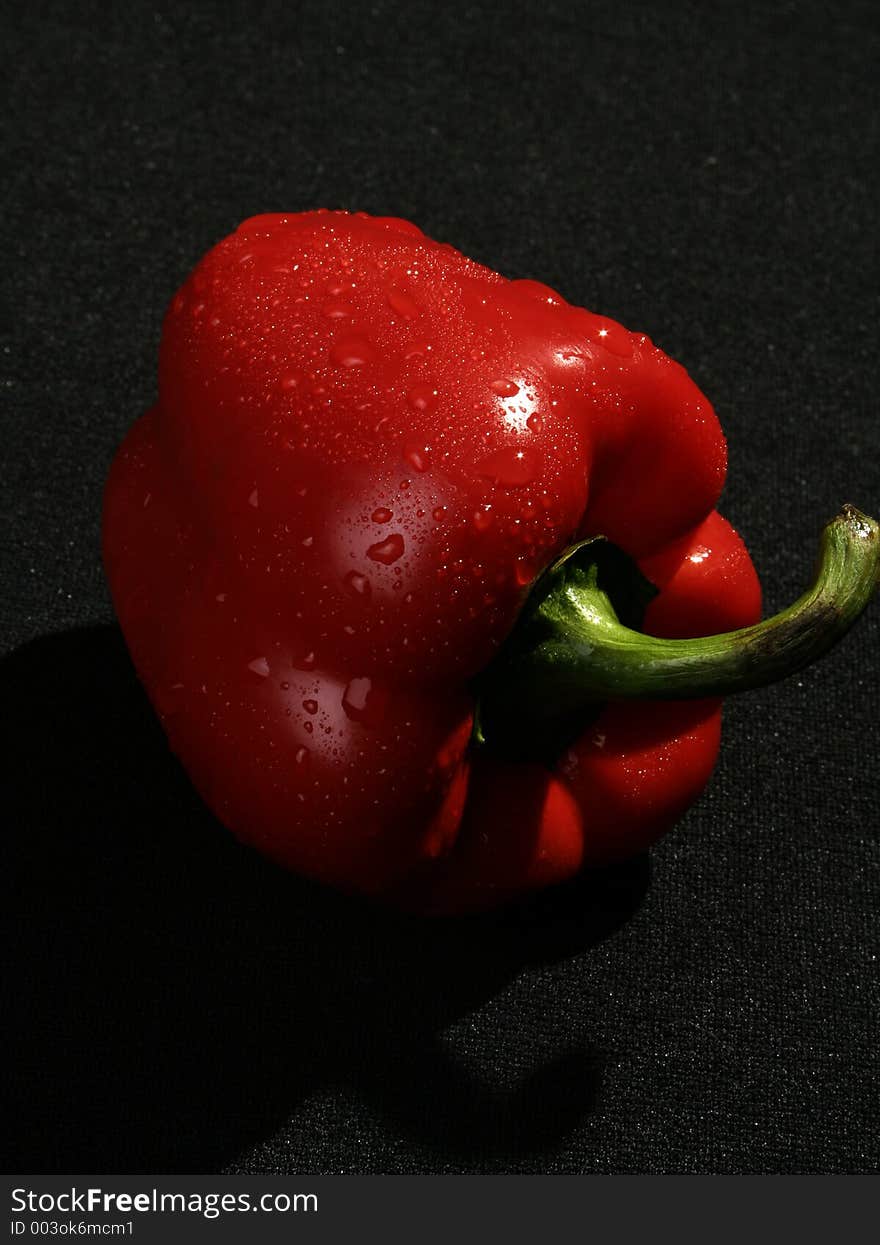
[103, 211, 879, 914]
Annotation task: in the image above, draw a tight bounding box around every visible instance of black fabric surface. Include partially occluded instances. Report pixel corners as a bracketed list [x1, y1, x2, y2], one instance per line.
[2, 0, 878, 1174]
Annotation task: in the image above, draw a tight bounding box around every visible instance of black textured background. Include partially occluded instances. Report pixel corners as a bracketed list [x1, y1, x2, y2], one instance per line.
[2, 0, 878, 1174]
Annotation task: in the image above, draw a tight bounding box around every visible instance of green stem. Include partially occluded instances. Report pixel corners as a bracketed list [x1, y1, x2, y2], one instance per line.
[474, 505, 880, 759]
[552, 504, 878, 698]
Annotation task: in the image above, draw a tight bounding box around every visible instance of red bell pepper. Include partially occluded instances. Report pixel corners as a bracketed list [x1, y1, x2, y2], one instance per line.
[103, 211, 879, 913]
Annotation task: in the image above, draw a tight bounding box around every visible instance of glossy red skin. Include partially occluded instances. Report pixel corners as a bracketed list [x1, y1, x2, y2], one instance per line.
[103, 211, 762, 913]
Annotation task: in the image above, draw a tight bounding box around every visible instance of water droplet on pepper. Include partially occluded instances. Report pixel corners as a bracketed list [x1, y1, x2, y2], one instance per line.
[407, 383, 437, 412]
[344, 571, 371, 597]
[367, 533, 405, 564]
[386, 287, 420, 320]
[342, 677, 389, 727]
[330, 335, 374, 367]
[403, 440, 431, 472]
[472, 507, 493, 531]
